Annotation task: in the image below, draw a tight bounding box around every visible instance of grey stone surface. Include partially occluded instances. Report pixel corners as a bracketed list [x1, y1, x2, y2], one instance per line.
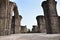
[9, 2, 22, 34]
[36, 15, 46, 33]
[42, 0, 60, 34]
[0, 33, 60, 40]
[0, 0, 10, 36]
[21, 25, 27, 33]
[0, 1, 22, 36]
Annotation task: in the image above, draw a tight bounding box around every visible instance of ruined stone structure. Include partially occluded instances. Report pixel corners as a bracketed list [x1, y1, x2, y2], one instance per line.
[0, 0, 10, 36]
[36, 15, 46, 33]
[10, 2, 22, 34]
[21, 25, 27, 33]
[0, 0, 22, 36]
[32, 25, 38, 33]
[11, 15, 22, 34]
[41, 0, 60, 34]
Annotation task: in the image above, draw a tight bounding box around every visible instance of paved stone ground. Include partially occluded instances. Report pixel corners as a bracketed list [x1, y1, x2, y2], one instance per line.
[0, 33, 60, 40]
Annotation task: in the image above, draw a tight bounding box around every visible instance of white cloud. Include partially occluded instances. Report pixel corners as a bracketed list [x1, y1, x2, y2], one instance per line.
[9, 0, 15, 2]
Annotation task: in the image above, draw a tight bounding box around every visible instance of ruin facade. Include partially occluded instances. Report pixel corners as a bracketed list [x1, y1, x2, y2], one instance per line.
[41, 0, 60, 34]
[36, 15, 46, 33]
[9, 1, 22, 34]
[0, 0, 22, 36]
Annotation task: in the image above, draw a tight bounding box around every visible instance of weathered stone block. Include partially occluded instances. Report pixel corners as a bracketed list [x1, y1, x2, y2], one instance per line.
[21, 25, 27, 33]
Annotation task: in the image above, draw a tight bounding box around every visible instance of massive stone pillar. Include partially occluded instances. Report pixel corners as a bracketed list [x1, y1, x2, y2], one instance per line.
[36, 15, 46, 33]
[42, 0, 60, 34]
[14, 15, 22, 33]
[11, 15, 22, 34]
[0, 0, 11, 36]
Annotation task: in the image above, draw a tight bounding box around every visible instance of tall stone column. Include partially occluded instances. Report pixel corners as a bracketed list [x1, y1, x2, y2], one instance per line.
[11, 16, 22, 34]
[42, 0, 60, 34]
[9, 2, 16, 34]
[0, 0, 10, 36]
[36, 15, 46, 33]
[14, 15, 22, 34]
[36, 16, 41, 33]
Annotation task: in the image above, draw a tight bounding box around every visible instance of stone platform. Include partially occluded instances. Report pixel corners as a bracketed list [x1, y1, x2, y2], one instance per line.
[0, 33, 60, 40]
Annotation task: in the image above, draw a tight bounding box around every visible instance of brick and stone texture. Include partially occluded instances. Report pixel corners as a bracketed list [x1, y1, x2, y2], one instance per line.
[21, 25, 27, 33]
[0, 0, 11, 36]
[11, 15, 22, 34]
[14, 15, 22, 34]
[36, 15, 46, 33]
[0, 1, 22, 36]
[9, 2, 22, 34]
[42, 0, 60, 34]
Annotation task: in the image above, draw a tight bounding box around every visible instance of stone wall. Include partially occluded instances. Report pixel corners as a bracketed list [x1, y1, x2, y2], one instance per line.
[0, 0, 11, 36]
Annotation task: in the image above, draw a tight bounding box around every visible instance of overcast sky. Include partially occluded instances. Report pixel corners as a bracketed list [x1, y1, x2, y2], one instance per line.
[10, 0, 60, 30]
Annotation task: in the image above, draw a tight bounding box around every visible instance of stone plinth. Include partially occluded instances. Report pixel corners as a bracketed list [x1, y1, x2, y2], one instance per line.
[36, 15, 46, 33]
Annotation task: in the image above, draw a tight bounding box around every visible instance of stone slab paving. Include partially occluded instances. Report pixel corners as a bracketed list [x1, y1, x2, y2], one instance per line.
[0, 33, 60, 40]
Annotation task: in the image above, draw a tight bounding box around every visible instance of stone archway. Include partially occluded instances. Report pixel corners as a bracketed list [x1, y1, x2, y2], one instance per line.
[0, 0, 22, 36]
[9, 1, 22, 34]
